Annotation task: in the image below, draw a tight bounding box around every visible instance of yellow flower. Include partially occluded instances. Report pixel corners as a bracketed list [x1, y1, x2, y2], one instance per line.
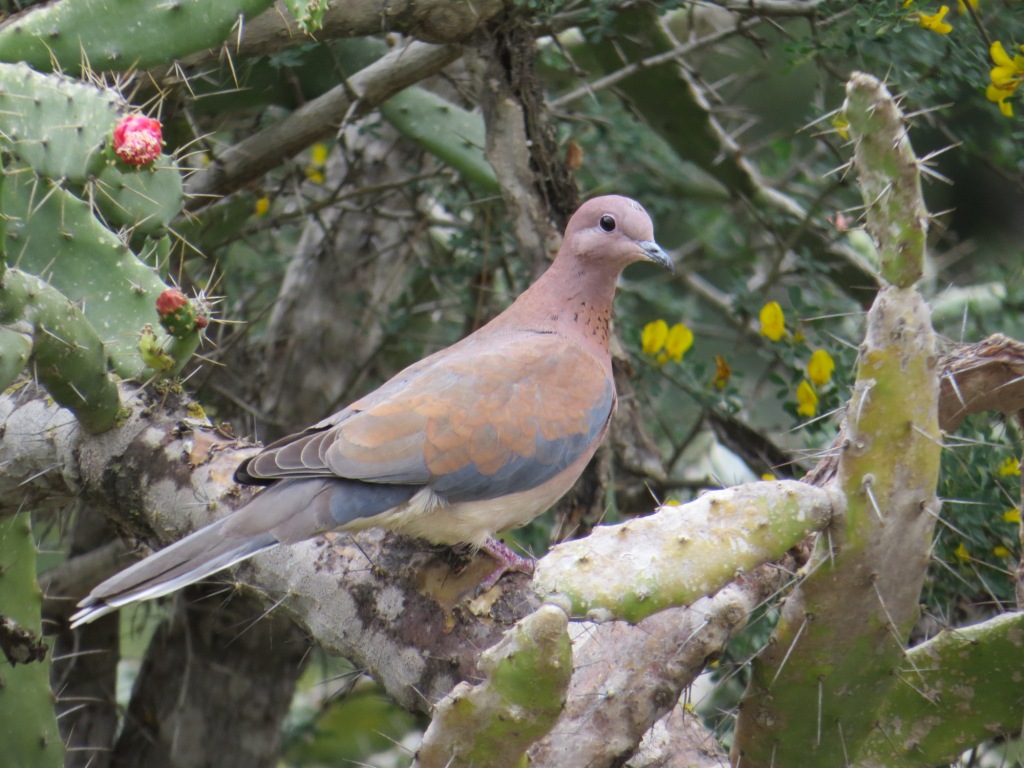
[987, 85, 1015, 117]
[796, 380, 818, 418]
[807, 349, 835, 387]
[642, 320, 668, 355]
[832, 115, 850, 140]
[254, 196, 270, 217]
[1003, 509, 1021, 524]
[987, 41, 1024, 117]
[955, 0, 977, 11]
[310, 142, 329, 166]
[761, 472, 777, 481]
[953, 541, 970, 563]
[997, 456, 1021, 477]
[663, 323, 694, 363]
[993, 545, 1011, 558]
[759, 302, 786, 342]
[917, 5, 952, 34]
[304, 142, 330, 183]
[713, 354, 731, 389]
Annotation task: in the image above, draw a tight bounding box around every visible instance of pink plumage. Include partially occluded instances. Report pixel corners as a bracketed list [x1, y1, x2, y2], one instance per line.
[70, 195, 671, 627]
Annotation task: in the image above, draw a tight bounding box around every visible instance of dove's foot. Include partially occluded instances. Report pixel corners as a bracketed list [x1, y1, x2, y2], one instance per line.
[477, 538, 535, 593]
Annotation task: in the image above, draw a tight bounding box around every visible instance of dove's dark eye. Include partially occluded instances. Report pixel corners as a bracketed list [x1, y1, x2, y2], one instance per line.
[599, 215, 616, 232]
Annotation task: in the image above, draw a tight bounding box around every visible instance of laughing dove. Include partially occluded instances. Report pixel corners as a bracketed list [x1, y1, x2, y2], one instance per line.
[70, 195, 672, 627]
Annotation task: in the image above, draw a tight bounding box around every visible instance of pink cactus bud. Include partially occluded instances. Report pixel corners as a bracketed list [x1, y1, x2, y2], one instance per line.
[113, 115, 163, 166]
[156, 288, 188, 316]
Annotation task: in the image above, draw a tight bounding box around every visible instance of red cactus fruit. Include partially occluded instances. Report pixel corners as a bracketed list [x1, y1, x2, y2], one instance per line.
[113, 115, 163, 167]
[155, 289, 204, 339]
[155, 289, 188, 316]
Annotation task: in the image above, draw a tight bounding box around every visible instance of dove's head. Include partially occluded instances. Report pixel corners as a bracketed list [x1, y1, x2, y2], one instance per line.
[563, 195, 673, 274]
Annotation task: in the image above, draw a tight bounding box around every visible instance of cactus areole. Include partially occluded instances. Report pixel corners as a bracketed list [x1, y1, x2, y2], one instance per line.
[113, 115, 162, 166]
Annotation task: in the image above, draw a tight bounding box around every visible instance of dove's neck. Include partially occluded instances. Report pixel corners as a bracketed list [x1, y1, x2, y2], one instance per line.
[504, 251, 620, 365]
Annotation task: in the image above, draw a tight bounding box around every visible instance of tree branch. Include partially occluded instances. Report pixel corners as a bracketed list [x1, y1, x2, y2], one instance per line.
[529, 562, 793, 767]
[175, 0, 504, 66]
[183, 40, 463, 207]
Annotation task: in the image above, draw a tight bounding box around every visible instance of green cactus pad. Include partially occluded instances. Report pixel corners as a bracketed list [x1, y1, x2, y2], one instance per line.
[380, 87, 498, 193]
[91, 155, 184, 236]
[0, 269, 121, 432]
[0, 0, 275, 74]
[0, 62, 121, 183]
[3, 168, 199, 380]
[0, 327, 32, 390]
[0, 514, 64, 768]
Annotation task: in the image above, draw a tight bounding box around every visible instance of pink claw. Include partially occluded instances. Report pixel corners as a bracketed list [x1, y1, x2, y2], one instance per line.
[478, 537, 535, 593]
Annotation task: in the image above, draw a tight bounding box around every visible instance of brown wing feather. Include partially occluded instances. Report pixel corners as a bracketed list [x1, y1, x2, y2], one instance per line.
[239, 333, 612, 492]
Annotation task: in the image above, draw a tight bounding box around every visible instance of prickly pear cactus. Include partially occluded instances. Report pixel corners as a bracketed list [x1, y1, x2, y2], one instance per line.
[0, 61, 203, 430]
[156, 289, 210, 340]
[3, 167, 198, 381]
[0, 269, 121, 432]
[93, 156, 184, 235]
[0, 514, 63, 768]
[0, 0, 275, 74]
[0, 63, 116, 182]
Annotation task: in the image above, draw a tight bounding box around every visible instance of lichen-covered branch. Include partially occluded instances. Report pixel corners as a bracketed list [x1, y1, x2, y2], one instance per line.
[414, 605, 571, 768]
[534, 481, 836, 623]
[732, 72, 941, 767]
[845, 73, 929, 287]
[528, 562, 793, 768]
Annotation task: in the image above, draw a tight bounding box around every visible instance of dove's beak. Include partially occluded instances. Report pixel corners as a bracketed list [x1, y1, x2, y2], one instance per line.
[638, 240, 674, 273]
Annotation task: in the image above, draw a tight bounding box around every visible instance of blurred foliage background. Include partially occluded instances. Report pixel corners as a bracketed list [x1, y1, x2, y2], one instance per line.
[5, 0, 1024, 764]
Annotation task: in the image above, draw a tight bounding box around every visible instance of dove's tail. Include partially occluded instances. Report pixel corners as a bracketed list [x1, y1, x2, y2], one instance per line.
[70, 477, 422, 627]
[69, 517, 278, 627]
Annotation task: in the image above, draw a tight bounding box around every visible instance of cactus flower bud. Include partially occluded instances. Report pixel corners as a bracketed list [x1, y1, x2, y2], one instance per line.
[156, 289, 206, 339]
[113, 115, 163, 166]
[155, 289, 188, 316]
[139, 324, 176, 373]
